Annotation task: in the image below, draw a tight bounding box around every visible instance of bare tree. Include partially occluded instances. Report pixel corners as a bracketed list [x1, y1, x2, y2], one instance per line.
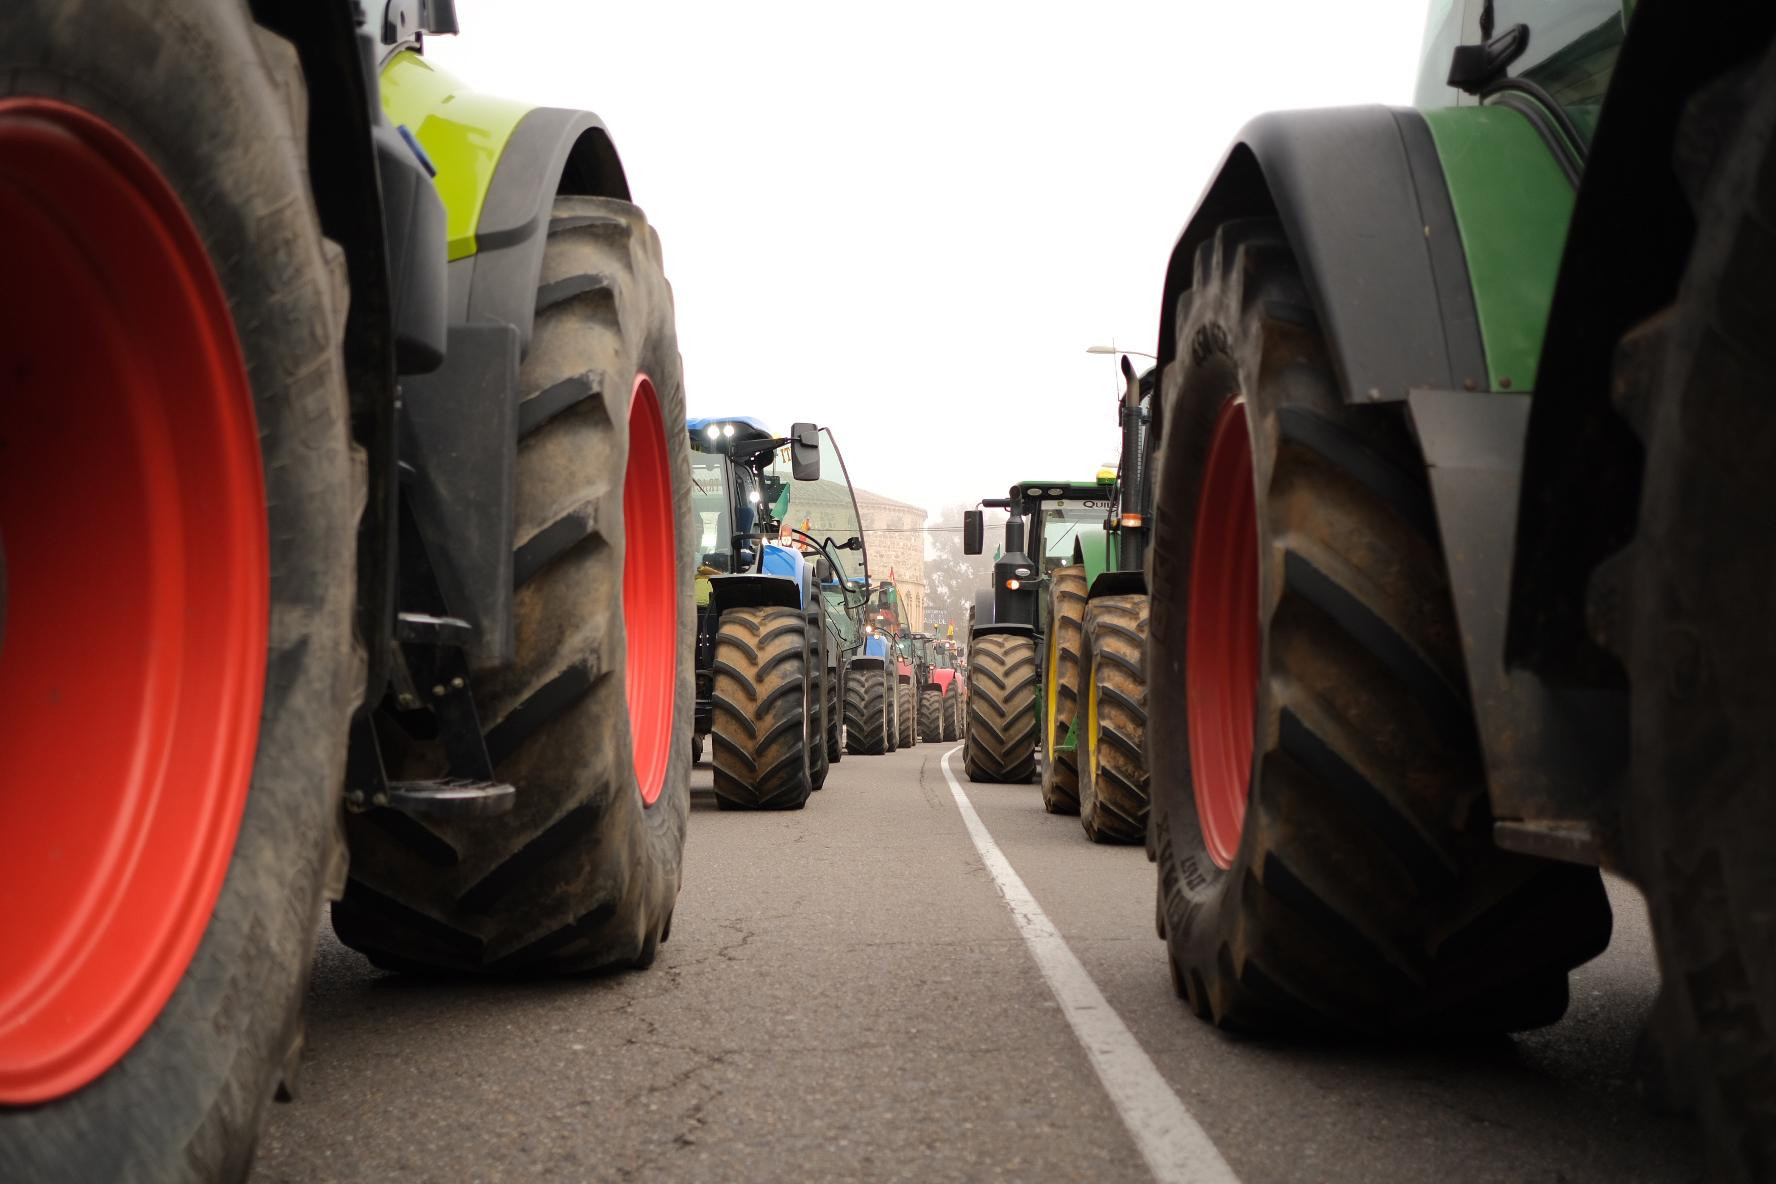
[923, 503, 997, 636]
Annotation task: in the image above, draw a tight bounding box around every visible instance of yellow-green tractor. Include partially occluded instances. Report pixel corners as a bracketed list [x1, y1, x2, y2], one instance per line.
[1, 3, 693, 1176]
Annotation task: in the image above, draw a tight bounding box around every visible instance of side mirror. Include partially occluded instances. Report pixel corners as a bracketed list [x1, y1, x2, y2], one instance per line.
[790, 422, 821, 481]
[962, 509, 984, 555]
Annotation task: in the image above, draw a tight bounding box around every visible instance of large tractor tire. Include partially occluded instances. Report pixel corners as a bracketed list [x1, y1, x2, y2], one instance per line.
[808, 619, 830, 792]
[0, 4, 358, 1178]
[1601, 45, 1776, 1179]
[919, 689, 943, 747]
[1077, 594, 1150, 844]
[1041, 564, 1089, 813]
[885, 674, 901, 751]
[963, 633, 1040, 783]
[825, 663, 844, 765]
[845, 665, 891, 755]
[943, 688, 963, 742]
[709, 606, 813, 810]
[1147, 219, 1610, 1035]
[898, 678, 918, 746]
[334, 195, 692, 973]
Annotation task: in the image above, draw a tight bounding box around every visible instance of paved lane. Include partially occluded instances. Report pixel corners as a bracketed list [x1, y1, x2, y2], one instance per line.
[253, 744, 1699, 1183]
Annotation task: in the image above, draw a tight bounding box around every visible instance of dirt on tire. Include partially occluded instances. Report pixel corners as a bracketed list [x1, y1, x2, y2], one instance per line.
[334, 195, 692, 973]
[963, 633, 1039, 783]
[1078, 594, 1150, 844]
[1147, 217, 1611, 1035]
[1041, 565, 1087, 813]
[710, 605, 813, 810]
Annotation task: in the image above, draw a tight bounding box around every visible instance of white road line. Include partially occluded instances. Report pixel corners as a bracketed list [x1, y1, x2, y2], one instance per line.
[939, 746, 1240, 1184]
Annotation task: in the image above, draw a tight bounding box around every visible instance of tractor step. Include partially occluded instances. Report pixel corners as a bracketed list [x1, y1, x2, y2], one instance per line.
[377, 778, 515, 819]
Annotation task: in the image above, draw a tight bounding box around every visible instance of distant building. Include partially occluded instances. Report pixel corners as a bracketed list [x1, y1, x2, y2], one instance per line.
[853, 488, 927, 632]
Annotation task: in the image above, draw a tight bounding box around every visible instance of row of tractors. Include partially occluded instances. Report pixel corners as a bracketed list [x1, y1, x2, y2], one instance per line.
[685, 418, 965, 811]
[959, 0, 1774, 1177]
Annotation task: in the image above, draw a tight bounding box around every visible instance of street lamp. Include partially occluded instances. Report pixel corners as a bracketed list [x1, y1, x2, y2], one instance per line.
[1085, 344, 1157, 359]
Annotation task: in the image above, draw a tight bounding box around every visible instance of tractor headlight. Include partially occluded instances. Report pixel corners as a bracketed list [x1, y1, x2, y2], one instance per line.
[1005, 578, 1021, 591]
[723, 424, 736, 438]
[705, 424, 721, 440]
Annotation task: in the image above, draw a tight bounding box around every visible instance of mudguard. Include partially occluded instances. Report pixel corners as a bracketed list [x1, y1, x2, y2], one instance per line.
[1087, 570, 1145, 600]
[1156, 105, 1490, 409]
[1073, 527, 1110, 586]
[377, 51, 633, 667]
[709, 574, 803, 615]
[759, 542, 808, 598]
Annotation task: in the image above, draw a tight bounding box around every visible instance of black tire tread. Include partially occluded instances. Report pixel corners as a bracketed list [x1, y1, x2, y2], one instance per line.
[711, 606, 812, 809]
[1041, 565, 1088, 813]
[964, 634, 1039, 783]
[845, 666, 890, 754]
[1150, 217, 1611, 1036]
[1079, 594, 1150, 844]
[898, 678, 918, 746]
[919, 689, 943, 746]
[335, 195, 691, 975]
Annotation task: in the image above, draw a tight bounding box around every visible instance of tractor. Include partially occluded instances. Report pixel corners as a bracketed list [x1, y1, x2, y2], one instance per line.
[689, 418, 870, 809]
[914, 634, 966, 743]
[850, 578, 918, 752]
[1, 2, 698, 1177]
[1058, 359, 1157, 844]
[960, 478, 1117, 784]
[1138, 0, 1774, 1175]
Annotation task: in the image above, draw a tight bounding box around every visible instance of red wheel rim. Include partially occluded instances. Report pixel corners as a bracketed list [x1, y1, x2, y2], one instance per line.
[1186, 400, 1259, 869]
[0, 100, 267, 1101]
[623, 376, 677, 806]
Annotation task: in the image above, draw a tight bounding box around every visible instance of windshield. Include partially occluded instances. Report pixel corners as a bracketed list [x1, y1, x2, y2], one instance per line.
[782, 428, 868, 584]
[689, 447, 731, 569]
[1037, 499, 1108, 571]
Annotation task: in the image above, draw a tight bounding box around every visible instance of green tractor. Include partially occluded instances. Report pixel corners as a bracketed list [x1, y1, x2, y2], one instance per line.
[1140, 0, 1774, 1173]
[1, 2, 694, 1176]
[960, 478, 1116, 784]
[688, 418, 871, 809]
[1064, 358, 1158, 844]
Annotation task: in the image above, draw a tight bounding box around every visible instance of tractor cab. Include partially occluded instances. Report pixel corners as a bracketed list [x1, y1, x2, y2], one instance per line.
[962, 477, 1116, 633]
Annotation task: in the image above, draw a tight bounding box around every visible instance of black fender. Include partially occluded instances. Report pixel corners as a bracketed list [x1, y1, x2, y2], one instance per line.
[397, 107, 634, 667]
[451, 108, 631, 349]
[1086, 570, 1145, 600]
[711, 575, 804, 615]
[1155, 106, 1486, 419]
[848, 655, 887, 672]
[971, 623, 1036, 642]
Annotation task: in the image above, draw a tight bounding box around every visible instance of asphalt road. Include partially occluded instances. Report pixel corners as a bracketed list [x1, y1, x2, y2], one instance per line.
[252, 745, 1700, 1184]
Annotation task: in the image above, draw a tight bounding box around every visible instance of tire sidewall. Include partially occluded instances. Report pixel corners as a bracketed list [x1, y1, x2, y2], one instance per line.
[0, 4, 357, 1178]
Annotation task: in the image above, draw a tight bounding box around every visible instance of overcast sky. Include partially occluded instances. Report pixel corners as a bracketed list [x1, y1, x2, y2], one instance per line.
[427, 1, 1431, 522]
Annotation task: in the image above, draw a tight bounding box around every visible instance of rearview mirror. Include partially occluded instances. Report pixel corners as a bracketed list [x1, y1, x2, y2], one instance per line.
[962, 509, 984, 555]
[790, 422, 821, 481]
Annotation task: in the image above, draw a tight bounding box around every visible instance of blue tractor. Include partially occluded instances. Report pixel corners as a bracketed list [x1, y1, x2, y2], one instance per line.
[689, 418, 871, 807]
